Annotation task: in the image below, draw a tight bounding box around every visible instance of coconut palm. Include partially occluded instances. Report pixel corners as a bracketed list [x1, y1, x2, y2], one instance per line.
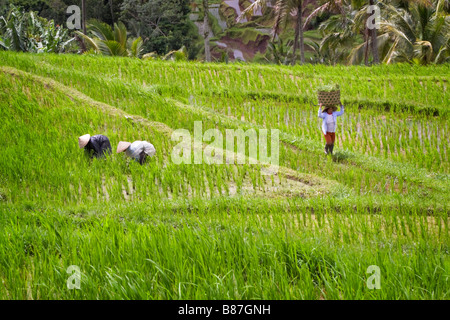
[349, 1, 450, 64]
[368, 0, 380, 63]
[267, 38, 293, 64]
[75, 20, 143, 58]
[316, 12, 358, 64]
[303, 0, 350, 27]
[303, 0, 383, 65]
[378, 1, 450, 64]
[345, 0, 381, 65]
[237, 0, 308, 65]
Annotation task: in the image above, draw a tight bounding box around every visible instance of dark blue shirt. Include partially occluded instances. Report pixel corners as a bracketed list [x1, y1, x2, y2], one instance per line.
[84, 135, 112, 158]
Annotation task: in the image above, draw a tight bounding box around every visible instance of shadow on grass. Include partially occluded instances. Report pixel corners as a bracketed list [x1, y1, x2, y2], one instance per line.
[0, 190, 6, 202]
[331, 151, 352, 163]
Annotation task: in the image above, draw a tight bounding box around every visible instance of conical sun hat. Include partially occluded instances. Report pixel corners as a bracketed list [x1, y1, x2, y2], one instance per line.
[322, 105, 338, 113]
[117, 141, 131, 153]
[78, 134, 91, 149]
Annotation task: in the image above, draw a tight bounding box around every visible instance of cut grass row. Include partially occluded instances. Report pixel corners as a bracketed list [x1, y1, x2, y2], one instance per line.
[1, 57, 447, 205]
[0, 52, 448, 115]
[0, 199, 448, 299]
[1, 68, 343, 204]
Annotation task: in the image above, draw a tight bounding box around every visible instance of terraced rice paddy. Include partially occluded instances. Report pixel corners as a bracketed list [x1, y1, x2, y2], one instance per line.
[0, 52, 448, 299]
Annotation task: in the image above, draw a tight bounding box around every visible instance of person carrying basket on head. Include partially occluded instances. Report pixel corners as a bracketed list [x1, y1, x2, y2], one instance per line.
[318, 102, 344, 155]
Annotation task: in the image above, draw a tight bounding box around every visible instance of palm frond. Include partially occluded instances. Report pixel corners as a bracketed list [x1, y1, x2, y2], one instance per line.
[87, 20, 115, 41]
[434, 43, 449, 63]
[74, 31, 100, 53]
[382, 37, 400, 64]
[379, 21, 413, 45]
[435, 0, 446, 17]
[303, 3, 330, 28]
[272, 0, 289, 41]
[98, 40, 127, 56]
[347, 40, 366, 65]
[114, 21, 128, 49]
[0, 38, 7, 50]
[237, 0, 267, 22]
[130, 37, 143, 58]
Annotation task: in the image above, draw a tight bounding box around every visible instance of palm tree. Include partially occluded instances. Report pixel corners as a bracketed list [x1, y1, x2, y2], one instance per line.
[303, 0, 349, 27]
[238, 0, 307, 65]
[303, 0, 383, 65]
[82, 0, 86, 35]
[348, 1, 449, 64]
[347, 0, 380, 65]
[75, 20, 144, 57]
[81, 0, 87, 52]
[316, 12, 357, 64]
[109, 0, 115, 25]
[368, 0, 379, 63]
[378, 1, 450, 64]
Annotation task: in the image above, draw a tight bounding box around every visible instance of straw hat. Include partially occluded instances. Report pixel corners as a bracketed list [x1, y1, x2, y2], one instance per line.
[117, 141, 131, 153]
[78, 134, 91, 149]
[321, 105, 338, 113]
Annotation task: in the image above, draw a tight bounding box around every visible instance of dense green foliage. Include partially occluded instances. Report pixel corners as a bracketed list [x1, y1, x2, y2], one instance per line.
[75, 20, 144, 57]
[120, 0, 200, 57]
[2, 1, 449, 64]
[4, 0, 123, 26]
[0, 5, 75, 52]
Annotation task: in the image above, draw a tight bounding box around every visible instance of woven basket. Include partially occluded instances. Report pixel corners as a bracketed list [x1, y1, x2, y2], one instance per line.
[318, 90, 340, 106]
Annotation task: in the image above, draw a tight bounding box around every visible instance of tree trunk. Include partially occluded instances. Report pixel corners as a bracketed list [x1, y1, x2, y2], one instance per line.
[293, 2, 304, 65]
[81, 0, 87, 52]
[369, 0, 379, 64]
[203, 0, 211, 62]
[109, 0, 115, 25]
[292, 16, 299, 64]
[75, 34, 86, 53]
[299, 2, 305, 65]
[82, 0, 86, 35]
[364, 27, 370, 66]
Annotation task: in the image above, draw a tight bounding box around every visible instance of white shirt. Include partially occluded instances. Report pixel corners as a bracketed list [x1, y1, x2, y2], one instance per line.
[326, 114, 336, 132]
[125, 141, 156, 161]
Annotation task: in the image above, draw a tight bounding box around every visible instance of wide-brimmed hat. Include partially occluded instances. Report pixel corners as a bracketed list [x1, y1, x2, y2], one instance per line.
[117, 141, 131, 153]
[78, 134, 91, 149]
[321, 105, 338, 113]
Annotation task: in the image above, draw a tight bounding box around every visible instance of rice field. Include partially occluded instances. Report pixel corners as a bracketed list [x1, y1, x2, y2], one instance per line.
[0, 51, 448, 300]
